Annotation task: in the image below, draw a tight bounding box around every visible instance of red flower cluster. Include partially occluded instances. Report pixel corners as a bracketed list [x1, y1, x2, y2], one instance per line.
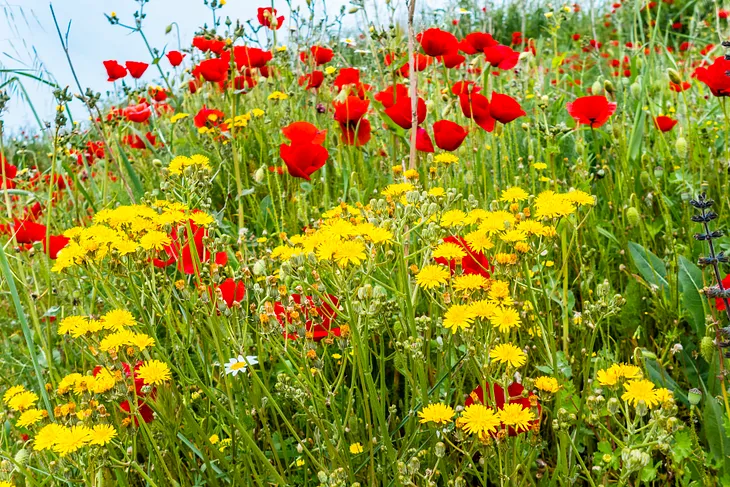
[153, 219, 228, 275]
[274, 294, 340, 341]
[279, 122, 329, 180]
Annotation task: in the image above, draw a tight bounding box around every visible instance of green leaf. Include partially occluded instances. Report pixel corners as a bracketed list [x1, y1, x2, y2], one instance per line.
[678, 255, 707, 336]
[628, 241, 669, 295]
[628, 105, 645, 162]
[703, 396, 730, 473]
[672, 430, 693, 462]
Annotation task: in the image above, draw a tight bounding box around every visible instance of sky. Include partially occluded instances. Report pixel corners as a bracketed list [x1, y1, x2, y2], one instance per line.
[0, 0, 435, 133]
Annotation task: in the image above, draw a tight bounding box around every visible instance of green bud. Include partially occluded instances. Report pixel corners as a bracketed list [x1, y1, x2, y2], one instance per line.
[630, 82, 641, 98]
[603, 80, 615, 94]
[591, 80, 602, 95]
[700, 336, 716, 363]
[667, 68, 682, 85]
[434, 441, 446, 458]
[639, 170, 651, 187]
[165, 24, 173, 34]
[688, 388, 702, 406]
[627, 207, 641, 227]
[675, 136, 688, 158]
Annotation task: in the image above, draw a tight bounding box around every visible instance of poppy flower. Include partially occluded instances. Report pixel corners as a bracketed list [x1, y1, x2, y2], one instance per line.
[10, 218, 46, 244]
[299, 71, 324, 89]
[274, 294, 340, 341]
[103, 60, 127, 81]
[669, 81, 691, 92]
[441, 52, 466, 68]
[125, 61, 149, 79]
[484, 45, 520, 70]
[153, 220, 227, 275]
[120, 399, 155, 425]
[416, 128, 434, 153]
[194, 106, 226, 129]
[654, 115, 678, 132]
[333, 68, 361, 91]
[282, 122, 327, 145]
[566, 95, 617, 128]
[434, 236, 492, 277]
[693, 56, 730, 96]
[123, 102, 152, 123]
[451, 81, 481, 96]
[124, 132, 157, 149]
[43, 235, 69, 259]
[333, 96, 370, 124]
[257, 7, 284, 30]
[233, 46, 273, 70]
[417, 28, 459, 57]
[192, 36, 226, 55]
[459, 93, 495, 132]
[166, 50, 185, 66]
[489, 93, 526, 125]
[339, 119, 372, 146]
[715, 275, 730, 311]
[396, 54, 433, 77]
[1, 156, 17, 188]
[460, 32, 499, 54]
[374, 84, 409, 109]
[234, 74, 257, 90]
[193, 58, 229, 83]
[433, 120, 468, 151]
[217, 278, 246, 308]
[384, 96, 427, 129]
[465, 381, 541, 436]
[301, 46, 334, 65]
[279, 142, 329, 180]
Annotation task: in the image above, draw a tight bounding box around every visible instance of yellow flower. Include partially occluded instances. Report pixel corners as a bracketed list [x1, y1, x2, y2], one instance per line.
[415, 265, 450, 289]
[325, 66, 337, 75]
[33, 423, 66, 451]
[334, 240, 366, 267]
[491, 343, 526, 368]
[0, 481, 13, 487]
[3, 385, 26, 404]
[209, 434, 220, 445]
[7, 391, 38, 411]
[130, 333, 156, 351]
[452, 274, 488, 292]
[101, 309, 136, 331]
[534, 376, 559, 393]
[403, 169, 419, 179]
[434, 153, 459, 165]
[139, 231, 171, 251]
[440, 209, 467, 228]
[137, 360, 172, 386]
[170, 113, 190, 123]
[489, 306, 521, 333]
[349, 442, 364, 454]
[418, 403, 455, 424]
[381, 183, 414, 197]
[564, 190, 595, 206]
[457, 404, 500, 440]
[16, 408, 45, 428]
[469, 299, 497, 319]
[53, 425, 92, 456]
[596, 363, 641, 386]
[655, 388, 674, 405]
[622, 379, 659, 408]
[58, 316, 90, 335]
[498, 403, 535, 432]
[500, 229, 527, 243]
[533, 162, 547, 170]
[268, 91, 289, 100]
[432, 242, 466, 261]
[89, 424, 117, 446]
[443, 304, 475, 334]
[428, 187, 446, 197]
[190, 212, 214, 226]
[464, 231, 493, 253]
[500, 187, 529, 202]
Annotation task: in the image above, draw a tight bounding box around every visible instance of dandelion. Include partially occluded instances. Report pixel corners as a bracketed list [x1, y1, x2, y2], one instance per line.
[434, 153, 459, 164]
[3, 385, 25, 404]
[499, 403, 535, 432]
[464, 231, 493, 253]
[418, 403, 455, 424]
[500, 187, 529, 202]
[101, 309, 136, 331]
[443, 304, 475, 334]
[621, 379, 659, 408]
[34, 423, 65, 451]
[268, 91, 289, 100]
[415, 265, 450, 289]
[334, 240, 366, 267]
[382, 183, 415, 197]
[440, 209, 467, 227]
[655, 388, 674, 405]
[432, 242, 467, 261]
[139, 231, 171, 251]
[53, 425, 92, 456]
[489, 306, 521, 333]
[457, 404, 500, 440]
[16, 408, 45, 428]
[137, 360, 172, 386]
[7, 391, 38, 411]
[428, 187, 446, 197]
[349, 442, 364, 454]
[534, 376, 559, 393]
[452, 273, 489, 292]
[89, 424, 117, 446]
[224, 355, 259, 376]
[129, 333, 156, 351]
[500, 229, 527, 243]
[491, 343, 526, 367]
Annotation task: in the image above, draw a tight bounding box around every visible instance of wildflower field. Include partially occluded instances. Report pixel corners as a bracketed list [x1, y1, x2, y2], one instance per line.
[4, 0, 730, 485]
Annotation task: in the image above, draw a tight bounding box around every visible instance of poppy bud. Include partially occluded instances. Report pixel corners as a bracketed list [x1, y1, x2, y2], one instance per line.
[165, 24, 172, 34]
[675, 136, 688, 157]
[348, 6, 359, 13]
[653, 166, 664, 179]
[630, 82, 641, 98]
[667, 68, 682, 85]
[253, 167, 265, 183]
[626, 207, 640, 226]
[639, 170, 650, 187]
[687, 387, 702, 406]
[700, 336, 715, 362]
[591, 80, 602, 95]
[603, 80, 615, 94]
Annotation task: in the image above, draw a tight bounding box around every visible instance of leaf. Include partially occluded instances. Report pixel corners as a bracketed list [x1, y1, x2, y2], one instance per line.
[595, 226, 620, 246]
[628, 103, 645, 163]
[678, 256, 707, 336]
[672, 430, 693, 462]
[703, 396, 730, 472]
[628, 241, 669, 295]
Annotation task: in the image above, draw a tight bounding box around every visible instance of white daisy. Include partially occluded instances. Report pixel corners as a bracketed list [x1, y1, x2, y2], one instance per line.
[224, 355, 258, 376]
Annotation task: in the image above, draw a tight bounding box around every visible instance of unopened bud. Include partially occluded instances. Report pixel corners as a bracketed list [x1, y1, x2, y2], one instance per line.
[700, 336, 716, 362]
[675, 137, 688, 158]
[603, 80, 615, 94]
[667, 68, 682, 85]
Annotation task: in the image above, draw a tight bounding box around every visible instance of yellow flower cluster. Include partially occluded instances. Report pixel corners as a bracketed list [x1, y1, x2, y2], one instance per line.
[58, 309, 155, 354]
[56, 369, 117, 396]
[533, 189, 595, 220]
[270, 203, 393, 268]
[34, 423, 117, 456]
[52, 201, 215, 272]
[595, 364, 674, 409]
[168, 154, 212, 175]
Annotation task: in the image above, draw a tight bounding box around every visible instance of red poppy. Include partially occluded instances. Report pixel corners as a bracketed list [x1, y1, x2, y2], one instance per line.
[693, 56, 730, 96]
[234, 74, 257, 90]
[9, 218, 46, 244]
[166, 50, 185, 66]
[1, 156, 17, 188]
[489, 93, 526, 125]
[274, 294, 340, 341]
[416, 128, 434, 153]
[116, 362, 155, 425]
[282, 122, 327, 145]
[669, 81, 691, 92]
[417, 28, 459, 57]
[434, 236, 492, 277]
[566, 95, 616, 128]
[301, 46, 334, 65]
[460, 32, 499, 54]
[217, 278, 246, 308]
[153, 220, 227, 275]
[654, 115, 678, 132]
[120, 399, 155, 425]
[123, 102, 152, 123]
[459, 93, 495, 132]
[339, 119, 371, 147]
[441, 52, 466, 68]
[279, 142, 329, 180]
[103, 60, 127, 81]
[194, 106, 226, 129]
[715, 275, 730, 311]
[125, 61, 149, 79]
[257, 7, 284, 30]
[384, 96, 427, 129]
[465, 381, 541, 436]
[451, 81, 481, 96]
[299, 71, 324, 89]
[333, 68, 361, 90]
[192, 36, 226, 55]
[124, 132, 157, 149]
[43, 235, 69, 259]
[374, 84, 409, 109]
[148, 87, 168, 102]
[333, 96, 370, 124]
[233, 46, 272, 69]
[396, 54, 433, 77]
[193, 58, 229, 83]
[484, 45, 520, 70]
[433, 120, 468, 151]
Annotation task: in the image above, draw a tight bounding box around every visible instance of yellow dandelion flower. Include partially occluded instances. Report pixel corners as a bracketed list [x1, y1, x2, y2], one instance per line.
[8, 391, 38, 411]
[434, 153, 459, 165]
[489, 306, 521, 333]
[443, 304, 475, 334]
[534, 376, 559, 393]
[428, 187, 446, 197]
[268, 91, 289, 100]
[499, 403, 535, 432]
[457, 404, 500, 440]
[334, 240, 366, 267]
[654, 388, 674, 405]
[500, 187, 529, 203]
[349, 442, 364, 454]
[89, 424, 117, 446]
[16, 408, 45, 428]
[53, 425, 92, 456]
[491, 343, 526, 368]
[452, 273, 489, 292]
[564, 190, 595, 206]
[621, 379, 659, 408]
[415, 265, 450, 289]
[432, 242, 467, 261]
[418, 403, 455, 424]
[469, 299, 498, 319]
[464, 230, 493, 253]
[33, 423, 66, 451]
[381, 183, 414, 197]
[500, 229, 527, 243]
[137, 360, 172, 386]
[3, 385, 26, 404]
[130, 333, 156, 351]
[440, 210, 467, 228]
[101, 309, 136, 331]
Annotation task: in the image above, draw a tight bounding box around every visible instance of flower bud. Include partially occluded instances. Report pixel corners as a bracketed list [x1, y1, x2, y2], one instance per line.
[626, 207, 640, 227]
[630, 82, 641, 98]
[700, 336, 716, 362]
[591, 80, 602, 95]
[667, 68, 682, 85]
[603, 80, 615, 94]
[253, 167, 265, 183]
[688, 387, 702, 406]
[607, 397, 620, 414]
[434, 441, 446, 458]
[675, 136, 688, 157]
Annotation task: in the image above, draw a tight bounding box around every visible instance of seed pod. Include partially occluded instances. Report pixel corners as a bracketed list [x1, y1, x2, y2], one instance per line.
[627, 207, 640, 226]
[640, 170, 651, 187]
[688, 387, 702, 406]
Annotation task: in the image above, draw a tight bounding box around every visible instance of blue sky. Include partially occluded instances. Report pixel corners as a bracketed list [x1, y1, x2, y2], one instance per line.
[0, 0, 423, 132]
